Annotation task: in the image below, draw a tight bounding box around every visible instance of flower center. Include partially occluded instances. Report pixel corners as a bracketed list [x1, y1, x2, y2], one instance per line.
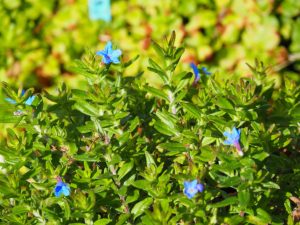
[188, 187, 197, 194]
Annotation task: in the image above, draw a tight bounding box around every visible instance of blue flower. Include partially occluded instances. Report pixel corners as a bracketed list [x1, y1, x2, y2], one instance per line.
[190, 63, 211, 84]
[96, 41, 122, 64]
[5, 90, 35, 106]
[54, 177, 70, 197]
[201, 67, 211, 76]
[223, 127, 243, 156]
[183, 179, 204, 199]
[5, 98, 17, 104]
[190, 63, 200, 84]
[24, 96, 35, 105]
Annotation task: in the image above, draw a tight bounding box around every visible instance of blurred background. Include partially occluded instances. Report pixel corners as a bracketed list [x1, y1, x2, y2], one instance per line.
[0, 0, 299, 90]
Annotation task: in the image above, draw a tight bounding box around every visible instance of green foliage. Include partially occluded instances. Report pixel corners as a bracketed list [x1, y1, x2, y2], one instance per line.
[1, 0, 300, 89]
[0, 33, 299, 224]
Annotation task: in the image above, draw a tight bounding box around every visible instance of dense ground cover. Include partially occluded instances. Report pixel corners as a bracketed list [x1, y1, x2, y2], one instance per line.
[0, 33, 299, 224]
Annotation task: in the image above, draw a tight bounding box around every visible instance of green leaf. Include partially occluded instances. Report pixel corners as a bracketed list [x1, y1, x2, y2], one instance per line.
[262, 181, 280, 189]
[144, 86, 169, 101]
[126, 190, 140, 204]
[131, 197, 153, 220]
[116, 214, 131, 225]
[77, 121, 95, 133]
[123, 55, 140, 68]
[73, 100, 99, 117]
[73, 154, 100, 162]
[181, 102, 202, 119]
[210, 196, 238, 208]
[158, 142, 186, 155]
[145, 151, 156, 168]
[153, 120, 178, 136]
[155, 110, 177, 130]
[128, 116, 139, 132]
[131, 180, 151, 190]
[168, 30, 176, 48]
[12, 205, 31, 214]
[151, 40, 165, 59]
[215, 97, 234, 109]
[148, 58, 164, 71]
[256, 208, 272, 223]
[118, 160, 134, 180]
[201, 136, 216, 146]
[94, 219, 112, 225]
[238, 189, 250, 209]
[147, 67, 168, 83]
[0, 109, 22, 123]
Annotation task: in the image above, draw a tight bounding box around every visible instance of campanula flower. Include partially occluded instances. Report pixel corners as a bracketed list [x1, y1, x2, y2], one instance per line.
[96, 41, 122, 64]
[183, 179, 204, 199]
[54, 177, 70, 197]
[223, 127, 243, 156]
[190, 63, 211, 84]
[5, 90, 35, 106]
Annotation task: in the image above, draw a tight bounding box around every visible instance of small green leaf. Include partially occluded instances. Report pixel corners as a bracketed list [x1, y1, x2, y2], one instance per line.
[215, 97, 234, 109]
[73, 154, 99, 162]
[262, 181, 280, 189]
[153, 120, 178, 136]
[73, 100, 99, 117]
[238, 189, 250, 209]
[158, 142, 186, 155]
[151, 40, 165, 59]
[131, 197, 153, 219]
[145, 151, 156, 168]
[210, 196, 238, 208]
[116, 214, 131, 225]
[256, 208, 272, 223]
[144, 86, 169, 101]
[181, 102, 202, 119]
[124, 55, 140, 68]
[94, 219, 112, 225]
[12, 205, 31, 214]
[118, 160, 134, 180]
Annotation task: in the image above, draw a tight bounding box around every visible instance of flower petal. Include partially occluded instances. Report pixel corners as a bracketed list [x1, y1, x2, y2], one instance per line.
[25, 96, 35, 105]
[96, 50, 106, 56]
[104, 41, 113, 54]
[190, 63, 200, 82]
[5, 98, 16, 104]
[191, 179, 198, 187]
[112, 49, 122, 58]
[224, 139, 233, 145]
[196, 183, 204, 192]
[223, 131, 231, 137]
[61, 186, 70, 196]
[111, 57, 120, 64]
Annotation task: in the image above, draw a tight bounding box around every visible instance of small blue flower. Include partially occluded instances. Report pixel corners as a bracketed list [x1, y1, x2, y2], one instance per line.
[183, 179, 204, 199]
[201, 67, 211, 76]
[96, 41, 122, 64]
[190, 63, 211, 84]
[54, 177, 70, 197]
[223, 127, 243, 156]
[5, 90, 35, 106]
[24, 96, 35, 105]
[190, 63, 200, 84]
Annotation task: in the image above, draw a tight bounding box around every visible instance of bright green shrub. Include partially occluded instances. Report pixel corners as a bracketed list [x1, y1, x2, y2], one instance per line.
[0, 32, 299, 225]
[1, 0, 300, 90]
